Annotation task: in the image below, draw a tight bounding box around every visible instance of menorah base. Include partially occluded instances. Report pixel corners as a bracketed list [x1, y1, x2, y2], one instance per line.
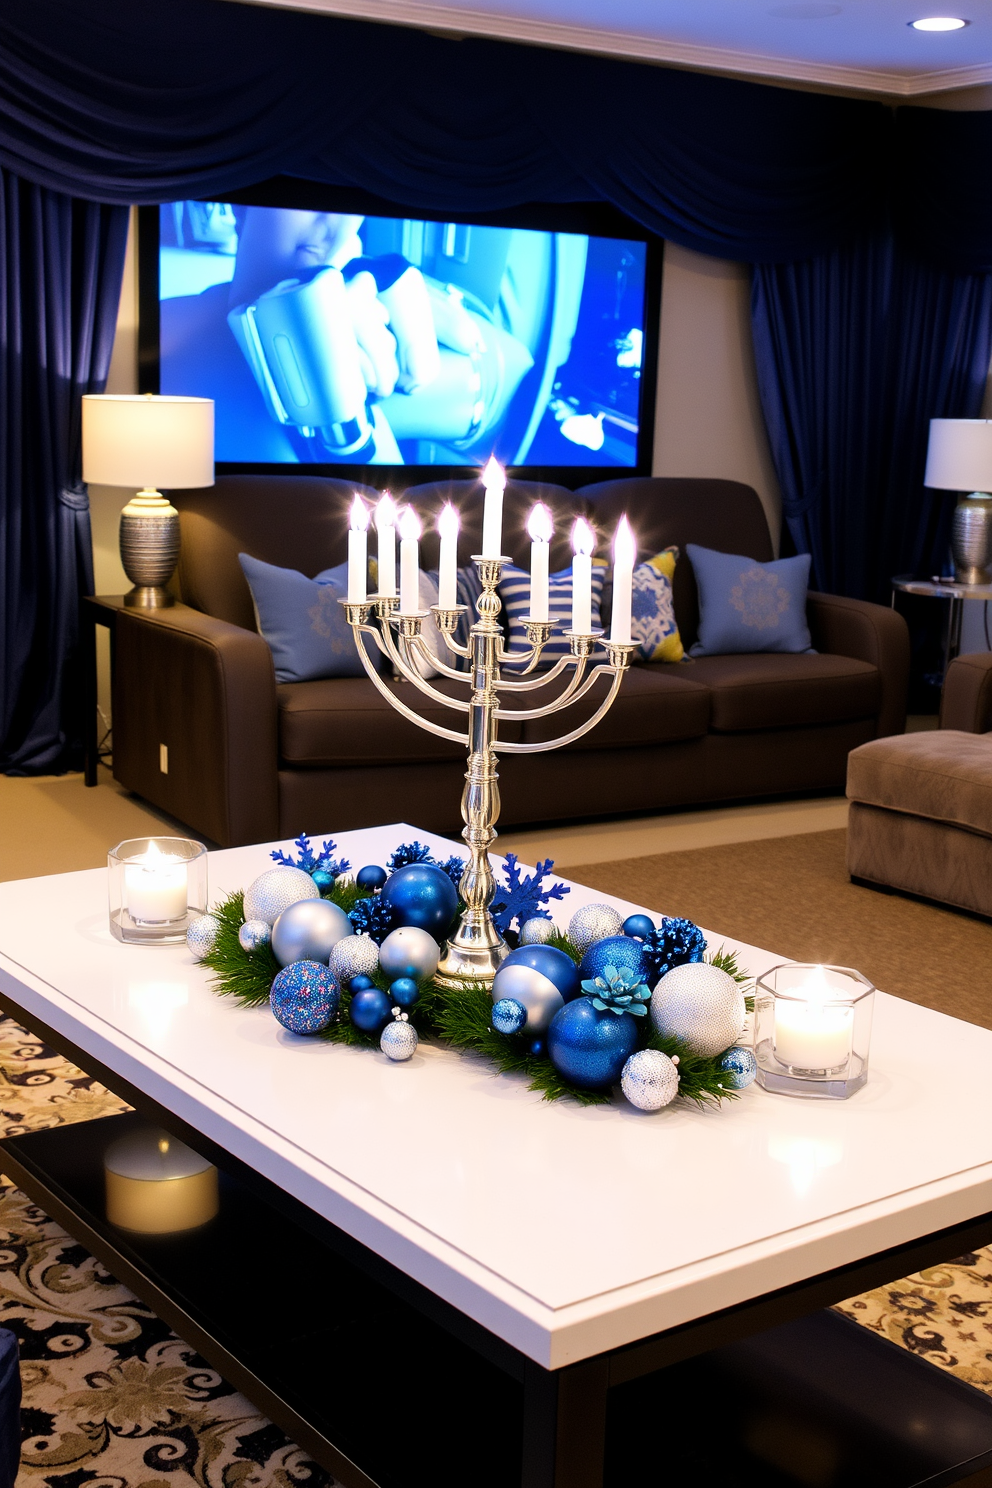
[435, 914, 509, 989]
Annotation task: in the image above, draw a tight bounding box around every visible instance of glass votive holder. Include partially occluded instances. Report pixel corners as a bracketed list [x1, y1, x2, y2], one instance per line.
[754, 962, 874, 1099]
[108, 837, 207, 945]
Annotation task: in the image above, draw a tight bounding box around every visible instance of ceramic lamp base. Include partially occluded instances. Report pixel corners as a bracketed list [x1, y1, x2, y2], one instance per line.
[119, 488, 180, 608]
[952, 493, 992, 585]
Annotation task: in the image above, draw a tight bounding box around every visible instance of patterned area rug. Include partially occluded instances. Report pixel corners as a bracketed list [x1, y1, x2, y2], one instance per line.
[0, 1015, 989, 1487]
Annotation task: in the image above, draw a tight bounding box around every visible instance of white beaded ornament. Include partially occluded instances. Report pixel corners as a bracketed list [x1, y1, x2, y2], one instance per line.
[567, 902, 623, 953]
[243, 866, 320, 925]
[650, 962, 746, 1058]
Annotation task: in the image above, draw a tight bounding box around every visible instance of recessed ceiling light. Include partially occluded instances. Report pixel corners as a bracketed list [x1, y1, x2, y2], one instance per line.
[910, 15, 968, 29]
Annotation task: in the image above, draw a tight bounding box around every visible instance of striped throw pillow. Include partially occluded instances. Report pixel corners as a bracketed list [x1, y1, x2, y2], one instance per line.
[497, 561, 607, 671]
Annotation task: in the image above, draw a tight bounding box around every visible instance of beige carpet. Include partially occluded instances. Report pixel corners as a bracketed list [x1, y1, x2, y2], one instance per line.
[570, 828, 992, 1031]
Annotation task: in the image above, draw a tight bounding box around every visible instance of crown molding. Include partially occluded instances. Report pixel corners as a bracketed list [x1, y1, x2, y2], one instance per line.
[240, 0, 992, 98]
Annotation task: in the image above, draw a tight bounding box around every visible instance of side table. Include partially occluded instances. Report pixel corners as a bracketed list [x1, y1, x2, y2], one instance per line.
[891, 574, 992, 680]
[81, 595, 127, 787]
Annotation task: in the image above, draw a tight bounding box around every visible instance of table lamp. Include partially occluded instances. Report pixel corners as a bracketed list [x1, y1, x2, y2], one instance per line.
[82, 393, 214, 608]
[923, 418, 992, 585]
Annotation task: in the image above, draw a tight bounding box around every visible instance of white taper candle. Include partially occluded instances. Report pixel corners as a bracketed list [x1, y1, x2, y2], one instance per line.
[437, 503, 459, 609]
[527, 503, 553, 622]
[348, 495, 369, 602]
[399, 507, 422, 615]
[610, 515, 635, 643]
[375, 493, 397, 598]
[571, 517, 595, 634]
[481, 456, 505, 559]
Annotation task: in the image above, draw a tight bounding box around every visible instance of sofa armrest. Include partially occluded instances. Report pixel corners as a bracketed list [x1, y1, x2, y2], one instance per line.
[939, 651, 992, 733]
[806, 591, 909, 738]
[113, 605, 279, 847]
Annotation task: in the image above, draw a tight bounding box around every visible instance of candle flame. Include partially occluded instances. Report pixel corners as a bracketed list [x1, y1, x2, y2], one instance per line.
[350, 495, 369, 532]
[528, 502, 553, 543]
[613, 515, 636, 566]
[437, 503, 460, 541]
[571, 517, 596, 558]
[482, 455, 505, 493]
[158, 1138, 170, 1155]
[375, 492, 397, 529]
[399, 506, 421, 542]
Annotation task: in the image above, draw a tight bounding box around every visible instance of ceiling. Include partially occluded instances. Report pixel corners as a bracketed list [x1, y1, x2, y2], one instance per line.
[244, 0, 992, 97]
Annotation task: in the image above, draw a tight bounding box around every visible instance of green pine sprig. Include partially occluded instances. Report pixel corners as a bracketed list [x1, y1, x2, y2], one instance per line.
[202, 890, 279, 1006]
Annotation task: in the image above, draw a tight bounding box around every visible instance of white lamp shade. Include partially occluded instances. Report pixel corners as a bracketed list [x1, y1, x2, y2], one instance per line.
[924, 418, 992, 493]
[82, 394, 214, 489]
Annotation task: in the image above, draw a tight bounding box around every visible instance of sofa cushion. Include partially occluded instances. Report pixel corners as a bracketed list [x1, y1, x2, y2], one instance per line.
[517, 665, 710, 751]
[847, 730, 992, 838]
[278, 676, 523, 767]
[685, 652, 879, 732]
[687, 545, 813, 656]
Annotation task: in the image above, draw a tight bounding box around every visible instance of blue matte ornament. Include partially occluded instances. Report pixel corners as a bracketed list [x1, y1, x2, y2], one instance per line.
[381, 863, 458, 938]
[492, 997, 527, 1036]
[357, 864, 388, 891]
[546, 999, 639, 1090]
[270, 961, 339, 1035]
[529, 1037, 546, 1058]
[718, 1046, 758, 1090]
[349, 987, 393, 1035]
[621, 914, 655, 940]
[389, 977, 420, 1008]
[578, 935, 647, 986]
[350, 974, 374, 992]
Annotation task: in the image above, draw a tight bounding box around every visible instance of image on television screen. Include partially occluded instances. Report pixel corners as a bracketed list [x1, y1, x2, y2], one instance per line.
[158, 202, 648, 468]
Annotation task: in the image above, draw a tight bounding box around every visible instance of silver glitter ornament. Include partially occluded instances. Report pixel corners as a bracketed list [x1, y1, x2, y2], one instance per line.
[718, 1045, 758, 1090]
[187, 913, 220, 960]
[381, 1021, 418, 1062]
[621, 1049, 680, 1111]
[378, 926, 440, 982]
[328, 934, 380, 984]
[271, 898, 352, 968]
[490, 962, 563, 1034]
[244, 866, 319, 926]
[334, 870, 355, 890]
[567, 902, 623, 953]
[650, 962, 746, 1058]
[519, 917, 556, 945]
[238, 919, 271, 953]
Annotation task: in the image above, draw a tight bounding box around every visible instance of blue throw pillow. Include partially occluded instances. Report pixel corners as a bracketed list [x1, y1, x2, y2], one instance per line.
[687, 544, 813, 656]
[239, 553, 377, 683]
[497, 561, 607, 670]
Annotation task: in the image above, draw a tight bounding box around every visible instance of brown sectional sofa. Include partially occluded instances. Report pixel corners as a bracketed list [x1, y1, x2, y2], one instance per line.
[111, 475, 910, 847]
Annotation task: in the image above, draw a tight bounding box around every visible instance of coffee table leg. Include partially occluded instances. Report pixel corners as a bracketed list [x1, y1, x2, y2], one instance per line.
[522, 1358, 609, 1488]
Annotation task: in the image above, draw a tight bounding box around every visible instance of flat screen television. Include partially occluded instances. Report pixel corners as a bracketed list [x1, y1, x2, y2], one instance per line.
[138, 180, 661, 485]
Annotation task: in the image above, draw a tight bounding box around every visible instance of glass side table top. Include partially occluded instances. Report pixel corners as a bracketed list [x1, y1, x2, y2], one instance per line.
[892, 574, 992, 600]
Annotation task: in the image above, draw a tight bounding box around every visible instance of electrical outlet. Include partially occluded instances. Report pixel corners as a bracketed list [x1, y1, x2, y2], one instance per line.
[159, 744, 169, 774]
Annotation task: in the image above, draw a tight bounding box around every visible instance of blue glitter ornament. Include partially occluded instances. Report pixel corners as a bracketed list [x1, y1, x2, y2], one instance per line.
[546, 999, 639, 1090]
[389, 977, 420, 1008]
[350, 975, 374, 992]
[381, 863, 458, 938]
[381, 1021, 418, 1061]
[492, 997, 527, 1036]
[578, 935, 646, 986]
[621, 913, 655, 940]
[270, 961, 339, 1035]
[357, 864, 388, 891]
[718, 1045, 758, 1090]
[350, 987, 393, 1034]
[348, 895, 394, 943]
[642, 917, 706, 984]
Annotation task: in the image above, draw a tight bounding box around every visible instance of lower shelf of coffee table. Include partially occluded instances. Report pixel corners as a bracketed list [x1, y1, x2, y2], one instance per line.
[2, 1113, 991, 1488]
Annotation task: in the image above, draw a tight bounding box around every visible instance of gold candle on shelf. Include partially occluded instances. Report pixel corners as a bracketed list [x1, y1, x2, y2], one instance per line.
[104, 1126, 219, 1233]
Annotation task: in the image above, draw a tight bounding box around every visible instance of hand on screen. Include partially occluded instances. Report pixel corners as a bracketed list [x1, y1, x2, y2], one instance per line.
[377, 267, 441, 393]
[345, 270, 399, 397]
[427, 282, 488, 356]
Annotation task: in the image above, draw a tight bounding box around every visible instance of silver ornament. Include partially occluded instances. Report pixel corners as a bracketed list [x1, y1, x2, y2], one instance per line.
[238, 918, 271, 953]
[271, 898, 352, 968]
[519, 917, 556, 945]
[381, 1021, 418, 1062]
[244, 866, 319, 926]
[187, 913, 220, 960]
[328, 933, 380, 984]
[567, 902, 623, 953]
[621, 1049, 680, 1111]
[718, 1045, 758, 1090]
[334, 870, 355, 890]
[490, 962, 563, 1034]
[378, 926, 440, 982]
[650, 962, 746, 1058]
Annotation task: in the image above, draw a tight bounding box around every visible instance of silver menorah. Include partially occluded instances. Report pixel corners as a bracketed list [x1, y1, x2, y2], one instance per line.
[341, 555, 636, 990]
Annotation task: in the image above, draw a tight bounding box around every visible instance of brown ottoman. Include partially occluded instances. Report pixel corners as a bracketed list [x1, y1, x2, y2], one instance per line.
[846, 731, 992, 917]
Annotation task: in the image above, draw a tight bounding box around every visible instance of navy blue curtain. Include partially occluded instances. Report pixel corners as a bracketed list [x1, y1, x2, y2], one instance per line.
[0, 167, 128, 771]
[752, 237, 992, 602]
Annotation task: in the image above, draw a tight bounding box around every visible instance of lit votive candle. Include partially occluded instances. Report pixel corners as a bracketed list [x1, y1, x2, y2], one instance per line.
[124, 842, 188, 925]
[773, 964, 854, 1072]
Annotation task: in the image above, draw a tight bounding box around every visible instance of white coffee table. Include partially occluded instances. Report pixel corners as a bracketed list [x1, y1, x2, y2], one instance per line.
[1, 823, 990, 1488]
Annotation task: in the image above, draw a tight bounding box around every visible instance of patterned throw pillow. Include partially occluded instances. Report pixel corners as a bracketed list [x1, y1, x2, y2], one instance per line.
[497, 560, 607, 670]
[687, 544, 814, 656]
[631, 547, 684, 663]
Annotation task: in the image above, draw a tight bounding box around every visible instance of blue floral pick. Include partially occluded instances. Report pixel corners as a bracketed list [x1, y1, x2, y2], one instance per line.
[581, 965, 651, 1016]
[271, 832, 351, 879]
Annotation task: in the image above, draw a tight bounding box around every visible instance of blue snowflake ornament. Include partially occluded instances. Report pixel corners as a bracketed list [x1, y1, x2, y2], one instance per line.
[490, 854, 570, 936]
[348, 895, 395, 943]
[271, 833, 351, 880]
[581, 965, 651, 1016]
[641, 917, 706, 984]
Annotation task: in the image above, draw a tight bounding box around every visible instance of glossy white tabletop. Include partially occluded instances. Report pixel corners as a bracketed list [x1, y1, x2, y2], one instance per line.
[0, 823, 990, 1369]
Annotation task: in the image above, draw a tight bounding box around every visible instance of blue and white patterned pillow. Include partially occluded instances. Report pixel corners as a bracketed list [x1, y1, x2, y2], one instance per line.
[497, 562, 607, 670]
